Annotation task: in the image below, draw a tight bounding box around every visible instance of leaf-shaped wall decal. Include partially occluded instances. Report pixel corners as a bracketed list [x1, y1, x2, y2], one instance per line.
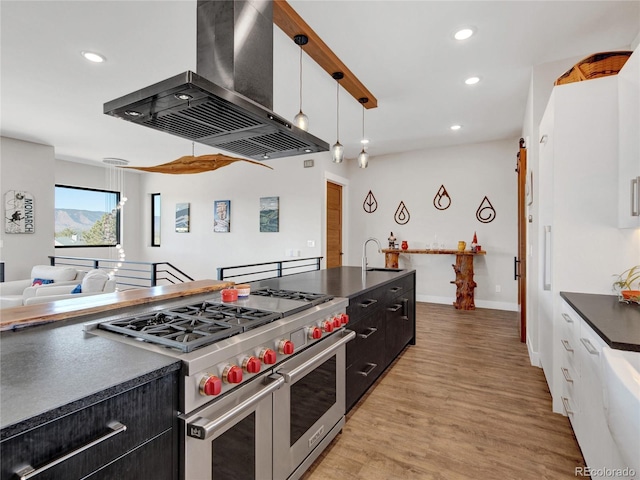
[433, 184, 451, 210]
[394, 201, 411, 225]
[363, 190, 378, 213]
[476, 196, 496, 223]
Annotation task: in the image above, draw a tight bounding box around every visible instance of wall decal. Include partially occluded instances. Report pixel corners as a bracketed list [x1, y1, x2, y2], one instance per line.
[214, 200, 231, 233]
[433, 185, 451, 210]
[260, 196, 279, 232]
[363, 190, 378, 213]
[175, 203, 190, 233]
[4, 190, 34, 234]
[394, 201, 410, 225]
[476, 196, 496, 223]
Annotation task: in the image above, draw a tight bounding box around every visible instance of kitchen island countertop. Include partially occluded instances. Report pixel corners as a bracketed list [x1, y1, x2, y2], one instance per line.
[560, 292, 640, 352]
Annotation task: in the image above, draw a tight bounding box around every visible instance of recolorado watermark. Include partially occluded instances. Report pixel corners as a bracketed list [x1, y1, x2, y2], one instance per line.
[575, 467, 636, 478]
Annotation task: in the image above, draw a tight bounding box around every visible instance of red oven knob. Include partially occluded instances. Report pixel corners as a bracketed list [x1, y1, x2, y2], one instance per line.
[322, 320, 334, 333]
[308, 326, 322, 340]
[199, 374, 222, 396]
[222, 365, 243, 384]
[260, 348, 277, 365]
[242, 356, 261, 374]
[340, 313, 349, 325]
[332, 316, 342, 329]
[279, 339, 294, 355]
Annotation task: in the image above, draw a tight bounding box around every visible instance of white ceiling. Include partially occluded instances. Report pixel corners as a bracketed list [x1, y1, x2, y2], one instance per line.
[1, 0, 639, 168]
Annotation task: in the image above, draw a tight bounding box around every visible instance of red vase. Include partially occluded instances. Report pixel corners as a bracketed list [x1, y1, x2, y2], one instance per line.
[401, 241, 408, 250]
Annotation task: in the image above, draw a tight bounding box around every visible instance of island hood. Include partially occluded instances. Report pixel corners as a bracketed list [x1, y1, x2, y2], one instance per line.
[104, 0, 328, 160]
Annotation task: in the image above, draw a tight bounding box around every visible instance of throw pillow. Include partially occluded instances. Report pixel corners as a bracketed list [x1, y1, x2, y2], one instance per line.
[71, 284, 82, 294]
[81, 270, 109, 293]
[32, 278, 54, 286]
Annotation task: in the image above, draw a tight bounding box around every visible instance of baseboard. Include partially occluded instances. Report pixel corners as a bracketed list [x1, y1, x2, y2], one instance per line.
[527, 336, 540, 367]
[416, 294, 518, 312]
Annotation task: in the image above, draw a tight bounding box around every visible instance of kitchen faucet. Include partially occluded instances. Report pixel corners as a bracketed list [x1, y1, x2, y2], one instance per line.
[362, 237, 382, 271]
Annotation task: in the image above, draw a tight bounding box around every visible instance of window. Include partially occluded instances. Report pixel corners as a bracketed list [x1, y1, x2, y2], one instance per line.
[54, 185, 120, 247]
[151, 193, 161, 247]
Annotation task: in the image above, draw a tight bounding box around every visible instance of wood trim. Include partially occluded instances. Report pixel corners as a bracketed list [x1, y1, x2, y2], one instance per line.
[273, 0, 378, 109]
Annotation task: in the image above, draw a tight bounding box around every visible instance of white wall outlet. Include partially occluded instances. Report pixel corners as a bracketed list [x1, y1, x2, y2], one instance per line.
[495, 285, 501, 293]
[307, 240, 315, 247]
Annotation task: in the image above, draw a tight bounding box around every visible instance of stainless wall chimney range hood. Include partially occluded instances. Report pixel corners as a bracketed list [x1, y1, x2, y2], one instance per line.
[104, 0, 329, 161]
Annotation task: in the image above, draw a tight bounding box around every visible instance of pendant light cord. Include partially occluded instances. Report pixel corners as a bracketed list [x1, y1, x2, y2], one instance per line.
[299, 47, 303, 111]
[336, 80, 340, 141]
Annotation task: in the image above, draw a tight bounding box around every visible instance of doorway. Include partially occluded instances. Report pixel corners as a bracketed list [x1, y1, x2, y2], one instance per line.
[516, 138, 527, 343]
[326, 182, 343, 268]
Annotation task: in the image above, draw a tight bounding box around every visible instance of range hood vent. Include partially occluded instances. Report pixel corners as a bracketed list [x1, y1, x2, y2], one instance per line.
[104, 1, 328, 160]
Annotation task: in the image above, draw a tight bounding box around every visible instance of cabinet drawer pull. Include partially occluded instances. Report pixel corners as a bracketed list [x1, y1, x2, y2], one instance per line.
[389, 286, 402, 293]
[561, 339, 573, 353]
[387, 304, 402, 312]
[15, 421, 127, 480]
[359, 299, 378, 308]
[358, 327, 378, 339]
[561, 313, 573, 324]
[580, 338, 599, 355]
[561, 397, 574, 416]
[561, 367, 573, 383]
[356, 362, 378, 377]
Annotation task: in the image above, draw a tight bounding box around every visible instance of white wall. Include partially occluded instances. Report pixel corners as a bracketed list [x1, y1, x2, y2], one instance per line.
[344, 138, 519, 310]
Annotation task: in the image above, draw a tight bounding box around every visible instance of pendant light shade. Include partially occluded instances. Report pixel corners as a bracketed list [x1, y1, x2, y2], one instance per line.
[331, 72, 344, 163]
[358, 97, 369, 168]
[293, 34, 309, 131]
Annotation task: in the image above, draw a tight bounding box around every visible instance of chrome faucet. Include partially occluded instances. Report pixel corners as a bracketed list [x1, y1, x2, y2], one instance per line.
[362, 237, 382, 271]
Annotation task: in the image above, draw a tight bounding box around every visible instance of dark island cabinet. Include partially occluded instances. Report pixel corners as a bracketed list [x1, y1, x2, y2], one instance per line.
[0, 372, 178, 480]
[346, 272, 416, 411]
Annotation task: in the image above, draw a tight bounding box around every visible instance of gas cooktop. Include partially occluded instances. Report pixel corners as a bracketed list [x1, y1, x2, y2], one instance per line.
[250, 287, 333, 306]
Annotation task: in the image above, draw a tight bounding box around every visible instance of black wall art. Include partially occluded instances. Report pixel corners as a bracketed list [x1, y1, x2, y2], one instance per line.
[394, 201, 410, 225]
[476, 196, 496, 223]
[433, 185, 451, 210]
[363, 190, 378, 213]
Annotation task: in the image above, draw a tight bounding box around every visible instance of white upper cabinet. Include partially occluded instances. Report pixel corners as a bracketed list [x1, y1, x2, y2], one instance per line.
[618, 48, 640, 228]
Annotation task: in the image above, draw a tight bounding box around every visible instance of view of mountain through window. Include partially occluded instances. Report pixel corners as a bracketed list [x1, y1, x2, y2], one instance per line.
[54, 185, 120, 247]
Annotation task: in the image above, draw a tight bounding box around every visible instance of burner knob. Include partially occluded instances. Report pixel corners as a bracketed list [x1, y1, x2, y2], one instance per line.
[340, 313, 349, 325]
[322, 320, 334, 333]
[243, 356, 261, 374]
[279, 340, 294, 355]
[222, 365, 243, 384]
[332, 316, 342, 329]
[199, 374, 222, 396]
[308, 327, 322, 340]
[259, 348, 277, 365]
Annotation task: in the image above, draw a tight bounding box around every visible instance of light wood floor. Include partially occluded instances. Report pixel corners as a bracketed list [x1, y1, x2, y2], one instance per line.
[302, 302, 585, 480]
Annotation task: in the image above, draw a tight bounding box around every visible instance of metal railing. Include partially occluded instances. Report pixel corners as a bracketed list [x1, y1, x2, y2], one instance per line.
[49, 256, 193, 289]
[217, 257, 322, 283]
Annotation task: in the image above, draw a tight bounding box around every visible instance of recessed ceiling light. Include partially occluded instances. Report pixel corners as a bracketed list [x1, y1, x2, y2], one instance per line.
[454, 28, 474, 41]
[450, 125, 462, 131]
[81, 51, 106, 63]
[465, 76, 480, 85]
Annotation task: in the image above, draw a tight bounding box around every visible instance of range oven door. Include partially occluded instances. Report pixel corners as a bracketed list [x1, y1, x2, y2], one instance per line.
[273, 329, 355, 480]
[181, 374, 284, 480]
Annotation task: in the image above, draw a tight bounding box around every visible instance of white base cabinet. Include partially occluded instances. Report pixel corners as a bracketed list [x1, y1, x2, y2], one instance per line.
[560, 300, 636, 479]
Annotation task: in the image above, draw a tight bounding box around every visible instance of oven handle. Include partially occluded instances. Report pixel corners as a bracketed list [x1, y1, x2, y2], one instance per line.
[186, 375, 285, 441]
[278, 329, 356, 385]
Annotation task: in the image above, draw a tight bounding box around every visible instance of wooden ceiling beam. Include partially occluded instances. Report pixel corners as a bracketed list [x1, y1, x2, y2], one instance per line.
[273, 0, 378, 109]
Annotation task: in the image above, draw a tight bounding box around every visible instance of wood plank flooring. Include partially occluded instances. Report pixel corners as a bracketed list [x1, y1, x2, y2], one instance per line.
[302, 302, 585, 480]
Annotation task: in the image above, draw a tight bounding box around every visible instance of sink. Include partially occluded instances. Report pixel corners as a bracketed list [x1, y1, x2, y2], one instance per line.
[602, 346, 640, 473]
[366, 268, 405, 272]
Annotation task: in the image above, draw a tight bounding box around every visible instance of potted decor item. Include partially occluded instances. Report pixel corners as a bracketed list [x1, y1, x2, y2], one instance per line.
[612, 265, 640, 303]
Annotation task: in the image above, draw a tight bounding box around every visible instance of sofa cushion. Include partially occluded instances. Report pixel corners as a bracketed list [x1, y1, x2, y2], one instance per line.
[30, 265, 78, 283]
[81, 270, 110, 293]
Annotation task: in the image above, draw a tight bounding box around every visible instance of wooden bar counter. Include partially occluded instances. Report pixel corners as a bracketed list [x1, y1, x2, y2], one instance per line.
[382, 248, 486, 310]
[0, 279, 233, 331]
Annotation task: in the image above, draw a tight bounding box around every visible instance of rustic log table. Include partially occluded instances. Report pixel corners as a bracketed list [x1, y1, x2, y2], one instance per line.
[382, 248, 486, 310]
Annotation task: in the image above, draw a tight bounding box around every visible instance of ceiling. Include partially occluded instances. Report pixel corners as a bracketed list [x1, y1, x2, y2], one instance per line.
[1, 1, 639, 168]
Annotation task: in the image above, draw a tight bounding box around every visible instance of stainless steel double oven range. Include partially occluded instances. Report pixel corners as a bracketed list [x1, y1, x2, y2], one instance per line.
[84, 287, 354, 480]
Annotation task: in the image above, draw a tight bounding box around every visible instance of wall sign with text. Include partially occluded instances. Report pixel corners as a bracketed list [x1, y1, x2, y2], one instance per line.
[4, 190, 34, 234]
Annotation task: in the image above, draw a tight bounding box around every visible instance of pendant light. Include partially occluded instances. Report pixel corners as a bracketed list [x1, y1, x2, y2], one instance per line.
[293, 34, 309, 131]
[357, 97, 370, 168]
[331, 72, 344, 163]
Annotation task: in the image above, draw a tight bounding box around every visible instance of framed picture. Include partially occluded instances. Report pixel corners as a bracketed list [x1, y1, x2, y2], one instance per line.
[5, 190, 35, 234]
[214, 200, 231, 233]
[175, 202, 190, 233]
[259, 196, 279, 232]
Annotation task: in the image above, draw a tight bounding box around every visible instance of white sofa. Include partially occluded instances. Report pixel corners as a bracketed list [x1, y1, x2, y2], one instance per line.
[23, 269, 116, 305]
[0, 265, 86, 308]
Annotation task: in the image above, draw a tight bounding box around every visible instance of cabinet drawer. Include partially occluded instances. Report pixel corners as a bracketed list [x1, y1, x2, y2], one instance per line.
[384, 275, 415, 302]
[559, 363, 579, 410]
[1, 374, 177, 480]
[347, 286, 385, 321]
[346, 309, 385, 370]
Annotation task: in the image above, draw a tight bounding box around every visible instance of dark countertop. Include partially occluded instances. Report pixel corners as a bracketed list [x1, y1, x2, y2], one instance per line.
[560, 292, 640, 352]
[251, 266, 415, 299]
[0, 320, 180, 438]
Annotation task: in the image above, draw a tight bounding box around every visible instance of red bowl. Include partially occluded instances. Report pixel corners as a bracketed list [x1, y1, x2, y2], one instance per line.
[621, 290, 640, 301]
[221, 288, 239, 302]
